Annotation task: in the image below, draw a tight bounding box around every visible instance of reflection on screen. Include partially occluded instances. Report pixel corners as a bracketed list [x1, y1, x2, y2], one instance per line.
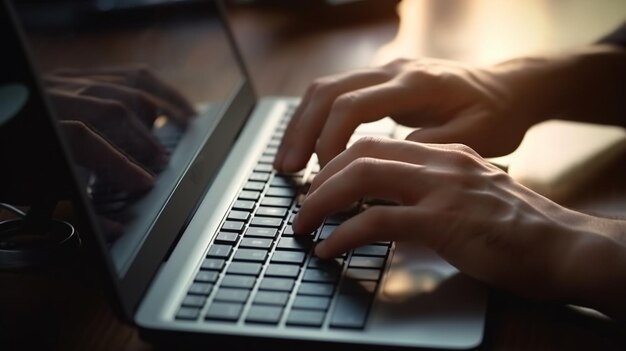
[14, 1, 244, 275]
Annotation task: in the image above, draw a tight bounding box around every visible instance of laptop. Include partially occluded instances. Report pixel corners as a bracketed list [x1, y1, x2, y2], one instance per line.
[3, 0, 487, 349]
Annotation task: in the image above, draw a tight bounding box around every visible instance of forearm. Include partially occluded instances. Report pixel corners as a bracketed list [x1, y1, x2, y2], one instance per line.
[490, 44, 626, 128]
[550, 211, 626, 321]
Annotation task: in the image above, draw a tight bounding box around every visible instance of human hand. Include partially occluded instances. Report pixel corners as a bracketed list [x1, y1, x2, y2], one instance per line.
[274, 58, 534, 172]
[292, 137, 626, 316]
[44, 66, 195, 193]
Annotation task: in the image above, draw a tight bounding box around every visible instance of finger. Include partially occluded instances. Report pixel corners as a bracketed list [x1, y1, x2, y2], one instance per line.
[314, 79, 457, 167]
[313, 206, 428, 259]
[52, 66, 196, 122]
[293, 158, 427, 234]
[275, 68, 390, 172]
[308, 137, 435, 195]
[48, 90, 169, 171]
[60, 120, 154, 193]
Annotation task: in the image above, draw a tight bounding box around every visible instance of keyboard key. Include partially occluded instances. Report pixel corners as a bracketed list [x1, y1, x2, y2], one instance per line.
[245, 305, 283, 324]
[261, 197, 292, 208]
[345, 268, 381, 281]
[233, 249, 268, 262]
[276, 237, 313, 252]
[339, 280, 378, 295]
[286, 310, 325, 327]
[205, 302, 243, 322]
[239, 237, 273, 249]
[222, 221, 244, 233]
[256, 206, 287, 218]
[227, 210, 250, 222]
[329, 295, 372, 329]
[259, 277, 295, 291]
[214, 288, 250, 303]
[245, 227, 278, 238]
[263, 147, 278, 156]
[271, 251, 306, 265]
[207, 244, 233, 258]
[239, 190, 260, 201]
[266, 187, 296, 198]
[181, 294, 206, 308]
[302, 268, 340, 283]
[264, 264, 300, 278]
[243, 181, 265, 191]
[233, 200, 255, 211]
[254, 164, 274, 173]
[221, 275, 256, 289]
[188, 282, 213, 295]
[319, 225, 337, 240]
[353, 245, 389, 257]
[258, 155, 274, 164]
[249, 172, 270, 182]
[176, 307, 200, 320]
[298, 282, 335, 296]
[250, 217, 283, 228]
[195, 270, 219, 283]
[253, 291, 289, 306]
[349, 256, 386, 269]
[308, 257, 343, 269]
[215, 232, 239, 244]
[282, 225, 295, 236]
[292, 296, 331, 310]
[227, 262, 262, 276]
[270, 176, 294, 188]
[201, 258, 225, 271]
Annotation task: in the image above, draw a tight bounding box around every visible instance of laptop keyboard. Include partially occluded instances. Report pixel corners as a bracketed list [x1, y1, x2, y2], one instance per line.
[175, 104, 393, 329]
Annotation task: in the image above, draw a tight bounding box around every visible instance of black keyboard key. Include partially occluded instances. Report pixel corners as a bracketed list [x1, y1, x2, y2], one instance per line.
[319, 225, 337, 240]
[308, 257, 343, 269]
[302, 268, 340, 283]
[345, 268, 381, 281]
[233, 249, 268, 262]
[221, 275, 256, 289]
[298, 282, 335, 296]
[207, 244, 233, 258]
[329, 295, 372, 329]
[349, 256, 386, 269]
[201, 258, 225, 271]
[250, 217, 282, 228]
[271, 251, 306, 265]
[245, 305, 283, 324]
[188, 282, 213, 295]
[339, 280, 378, 295]
[239, 190, 260, 201]
[253, 291, 289, 306]
[353, 245, 389, 257]
[276, 237, 313, 252]
[233, 200, 255, 211]
[244, 227, 278, 238]
[205, 302, 243, 322]
[181, 295, 206, 308]
[264, 264, 300, 278]
[256, 206, 287, 218]
[239, 237, 273, 249]
[266, 187, 296, 198]
[261, 197, 292, 208]
[286, 310, 325, 327]
[270, 176, 294, 188]
[228, 210, 250, 222]
[176, 307, 200, 320]
[227, 262, 262, 276]
[214, 288, 250, 303]
[195, 271, 219, 283]
[222, 221, 244, 233]
[292, 296, 331, 310]
[215, 232, 239, 244]
[258, 277, 295, 291]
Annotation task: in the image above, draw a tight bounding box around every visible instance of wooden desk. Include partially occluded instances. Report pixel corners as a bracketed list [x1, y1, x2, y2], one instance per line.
[2, 1, 625, 350]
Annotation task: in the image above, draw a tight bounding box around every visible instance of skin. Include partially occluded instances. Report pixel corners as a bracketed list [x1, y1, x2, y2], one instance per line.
[275, 44, 626, 320]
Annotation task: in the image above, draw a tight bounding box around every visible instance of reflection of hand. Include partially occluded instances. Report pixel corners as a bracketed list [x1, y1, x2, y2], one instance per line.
[293, 138, 626, 320]
[44, 66, 195, 193]
[274, 58, 528, 172]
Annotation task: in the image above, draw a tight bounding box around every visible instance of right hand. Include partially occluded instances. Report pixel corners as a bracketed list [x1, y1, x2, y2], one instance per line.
[274, 57, 533, 172]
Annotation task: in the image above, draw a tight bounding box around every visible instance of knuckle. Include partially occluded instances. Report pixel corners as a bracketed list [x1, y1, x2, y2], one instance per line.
[350, 136, 384, 155]
[348, 157, 378, 178]
[331, 91, 359, 115]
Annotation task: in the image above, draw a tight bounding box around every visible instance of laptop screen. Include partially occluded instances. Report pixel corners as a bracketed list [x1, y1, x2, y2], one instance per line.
[12, 0, 253, 286]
